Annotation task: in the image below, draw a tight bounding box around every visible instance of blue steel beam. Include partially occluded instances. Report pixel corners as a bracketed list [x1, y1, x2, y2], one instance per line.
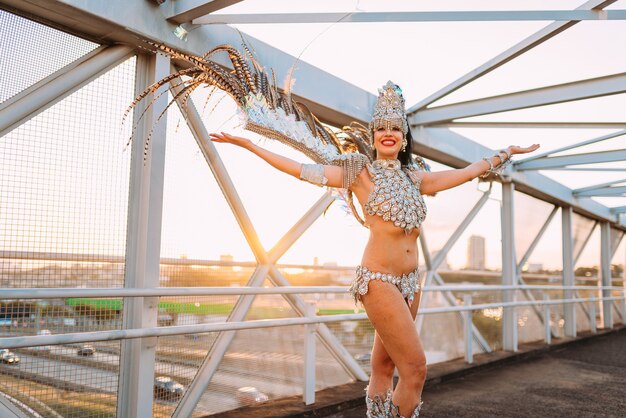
[164, 0, 244, 24]
[515, 150, 626, 171]
[575, 186, 626, 197]
[410, 72, 626, 125]
[548, 168, 626, 172]
[413, 127, 625, 228]
[193, 10, 626, 24]
[515, 129, 626, 164]
[573, 178, 626, 194]
[437, 122, 626, 129]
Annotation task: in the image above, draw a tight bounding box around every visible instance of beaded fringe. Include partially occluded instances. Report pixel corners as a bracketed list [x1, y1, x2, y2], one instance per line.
[330, 153, 371, 189]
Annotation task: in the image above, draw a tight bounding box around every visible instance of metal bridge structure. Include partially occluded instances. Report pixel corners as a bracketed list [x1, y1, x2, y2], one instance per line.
[0, 1, 625, 417]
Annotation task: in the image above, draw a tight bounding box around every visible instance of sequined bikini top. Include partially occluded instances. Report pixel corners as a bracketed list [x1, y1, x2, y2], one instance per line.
[363, 159, 427, 234]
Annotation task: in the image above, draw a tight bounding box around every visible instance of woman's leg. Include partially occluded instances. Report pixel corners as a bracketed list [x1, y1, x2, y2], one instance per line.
[367, 291, 421, 397]
[362, 283, 426, 417]
[367, 330, 395, 396]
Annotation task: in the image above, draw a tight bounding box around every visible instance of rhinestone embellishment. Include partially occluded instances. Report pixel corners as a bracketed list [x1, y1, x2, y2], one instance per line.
[349, 266, 421, 306]
[365, 160, 427, 234]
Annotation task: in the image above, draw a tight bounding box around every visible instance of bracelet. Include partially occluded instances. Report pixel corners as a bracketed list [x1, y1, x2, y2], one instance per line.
[300, 163, 328, 186]
[480, 152, 513, 178]
[480, 156, 493, 179]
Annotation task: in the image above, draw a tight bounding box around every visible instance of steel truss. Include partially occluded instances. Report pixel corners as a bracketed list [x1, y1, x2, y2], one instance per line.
[1, 1, 626, 417]
[168, 77, 368, 417]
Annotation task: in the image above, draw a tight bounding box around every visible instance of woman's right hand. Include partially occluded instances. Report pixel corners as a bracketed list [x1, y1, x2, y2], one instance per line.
[209, 132, 252, 148]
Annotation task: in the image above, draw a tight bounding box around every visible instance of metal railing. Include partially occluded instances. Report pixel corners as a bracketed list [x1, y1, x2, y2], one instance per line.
[2, 284, 625, 404]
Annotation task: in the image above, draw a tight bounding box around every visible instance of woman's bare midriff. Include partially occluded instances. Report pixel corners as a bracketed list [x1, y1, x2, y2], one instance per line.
[361, 217, 420, 274]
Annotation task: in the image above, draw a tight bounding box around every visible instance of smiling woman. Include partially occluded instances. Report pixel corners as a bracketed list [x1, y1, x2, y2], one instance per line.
[120, 24, 544, 415]
[205, 78, 538, 417]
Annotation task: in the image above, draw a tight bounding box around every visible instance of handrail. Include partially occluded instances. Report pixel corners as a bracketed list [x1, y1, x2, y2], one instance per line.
[0, 284, 624, 299]
[1, 295, 624, 350]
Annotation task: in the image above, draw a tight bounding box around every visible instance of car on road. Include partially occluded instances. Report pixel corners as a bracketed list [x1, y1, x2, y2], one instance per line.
[154, 376, 184, 401]
[32, 329, 52, 352]
[236, 386, 269, 405]
[0, 348, 20, 365]
[77, 344, 96, 356]
[354, 353, 371, 363]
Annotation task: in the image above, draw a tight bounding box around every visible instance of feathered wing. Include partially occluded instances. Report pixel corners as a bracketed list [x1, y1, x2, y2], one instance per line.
[126, 42, 373, 169]
[126, 42, 435, 225]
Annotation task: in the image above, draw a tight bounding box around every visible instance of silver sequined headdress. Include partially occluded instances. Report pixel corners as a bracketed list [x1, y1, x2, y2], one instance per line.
[369, 80, 408, 135]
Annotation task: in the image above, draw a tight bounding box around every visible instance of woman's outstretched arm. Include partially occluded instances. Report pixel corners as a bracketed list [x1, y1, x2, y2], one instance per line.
[417, 144, 540, 195]
[210, 132, 344, 188]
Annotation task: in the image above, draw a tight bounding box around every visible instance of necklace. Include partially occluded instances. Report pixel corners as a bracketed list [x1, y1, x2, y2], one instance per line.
[373, 159, 401, 170]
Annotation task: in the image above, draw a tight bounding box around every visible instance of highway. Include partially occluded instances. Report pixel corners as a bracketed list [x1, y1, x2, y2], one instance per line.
[0, 326, 355, 415]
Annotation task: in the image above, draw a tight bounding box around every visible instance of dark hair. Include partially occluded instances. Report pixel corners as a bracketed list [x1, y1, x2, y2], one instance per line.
[398, 126, 413, 167]
[372, 117, 413, 166]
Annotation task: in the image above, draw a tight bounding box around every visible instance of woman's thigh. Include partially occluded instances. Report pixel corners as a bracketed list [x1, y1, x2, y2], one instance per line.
[362, 282, 425, 372]
[371, 291, 421, 364]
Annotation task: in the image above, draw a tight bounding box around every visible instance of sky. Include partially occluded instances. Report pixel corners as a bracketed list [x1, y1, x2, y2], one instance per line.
[197, 0, 626, 269]
[1, 2, 625, 272]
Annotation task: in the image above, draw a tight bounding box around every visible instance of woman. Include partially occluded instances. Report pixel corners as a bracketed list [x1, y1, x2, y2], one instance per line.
[210, 82, 539, 418]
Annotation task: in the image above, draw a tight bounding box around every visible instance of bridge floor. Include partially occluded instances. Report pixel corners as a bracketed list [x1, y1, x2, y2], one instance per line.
[332, 327, 626, 418]
[211, 327, 625, 418]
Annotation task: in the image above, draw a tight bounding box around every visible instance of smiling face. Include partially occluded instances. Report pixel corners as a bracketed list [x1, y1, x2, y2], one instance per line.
[372, 119, 404, 160]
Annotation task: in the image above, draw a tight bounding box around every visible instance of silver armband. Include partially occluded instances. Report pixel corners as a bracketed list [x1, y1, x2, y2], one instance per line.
[300, 164, 328, 186]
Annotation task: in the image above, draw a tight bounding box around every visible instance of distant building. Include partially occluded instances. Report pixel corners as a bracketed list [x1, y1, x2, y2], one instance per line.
[220, 254, 234, 270]
[527, 263, 543, 273]
[467, 235, 486, 270]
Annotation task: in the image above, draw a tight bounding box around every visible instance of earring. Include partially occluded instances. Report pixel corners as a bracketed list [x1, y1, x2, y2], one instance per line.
[401, 137, 407, 152]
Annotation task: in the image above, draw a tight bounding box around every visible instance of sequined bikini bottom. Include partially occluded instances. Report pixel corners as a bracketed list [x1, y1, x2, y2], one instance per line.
[349, 265, 421, 307]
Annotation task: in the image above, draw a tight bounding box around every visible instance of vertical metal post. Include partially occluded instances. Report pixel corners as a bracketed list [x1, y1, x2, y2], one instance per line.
[589, 301, 597, 333]
[303, 303, 316, 405]
[501, 181, 517, 351]
[562, 206, 576, 337]
[269, 267, 368, 382]
[463, 294, 473, 364]
[543, 294, 551, 345]
[600, 221, 613, 328]
[117, 52, 170, 418]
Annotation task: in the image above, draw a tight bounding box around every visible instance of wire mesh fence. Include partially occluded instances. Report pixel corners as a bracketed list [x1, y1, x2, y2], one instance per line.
[0, 8, 134, 416]
[0, 10, 99, 104]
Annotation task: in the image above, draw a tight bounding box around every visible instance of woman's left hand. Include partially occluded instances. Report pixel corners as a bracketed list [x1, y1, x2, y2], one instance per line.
[507, 144, 540, 156]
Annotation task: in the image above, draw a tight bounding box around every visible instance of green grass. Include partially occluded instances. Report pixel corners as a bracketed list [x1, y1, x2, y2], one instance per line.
[64, 299, 366, 318]
[65, 298, 234, 315]
[66, 298, 123, 310]
[318, 308, 365, 315]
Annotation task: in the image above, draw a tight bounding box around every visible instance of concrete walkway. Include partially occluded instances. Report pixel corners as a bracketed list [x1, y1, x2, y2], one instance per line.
[210, 327, 626, 418]
[332, 328, 626, 418]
